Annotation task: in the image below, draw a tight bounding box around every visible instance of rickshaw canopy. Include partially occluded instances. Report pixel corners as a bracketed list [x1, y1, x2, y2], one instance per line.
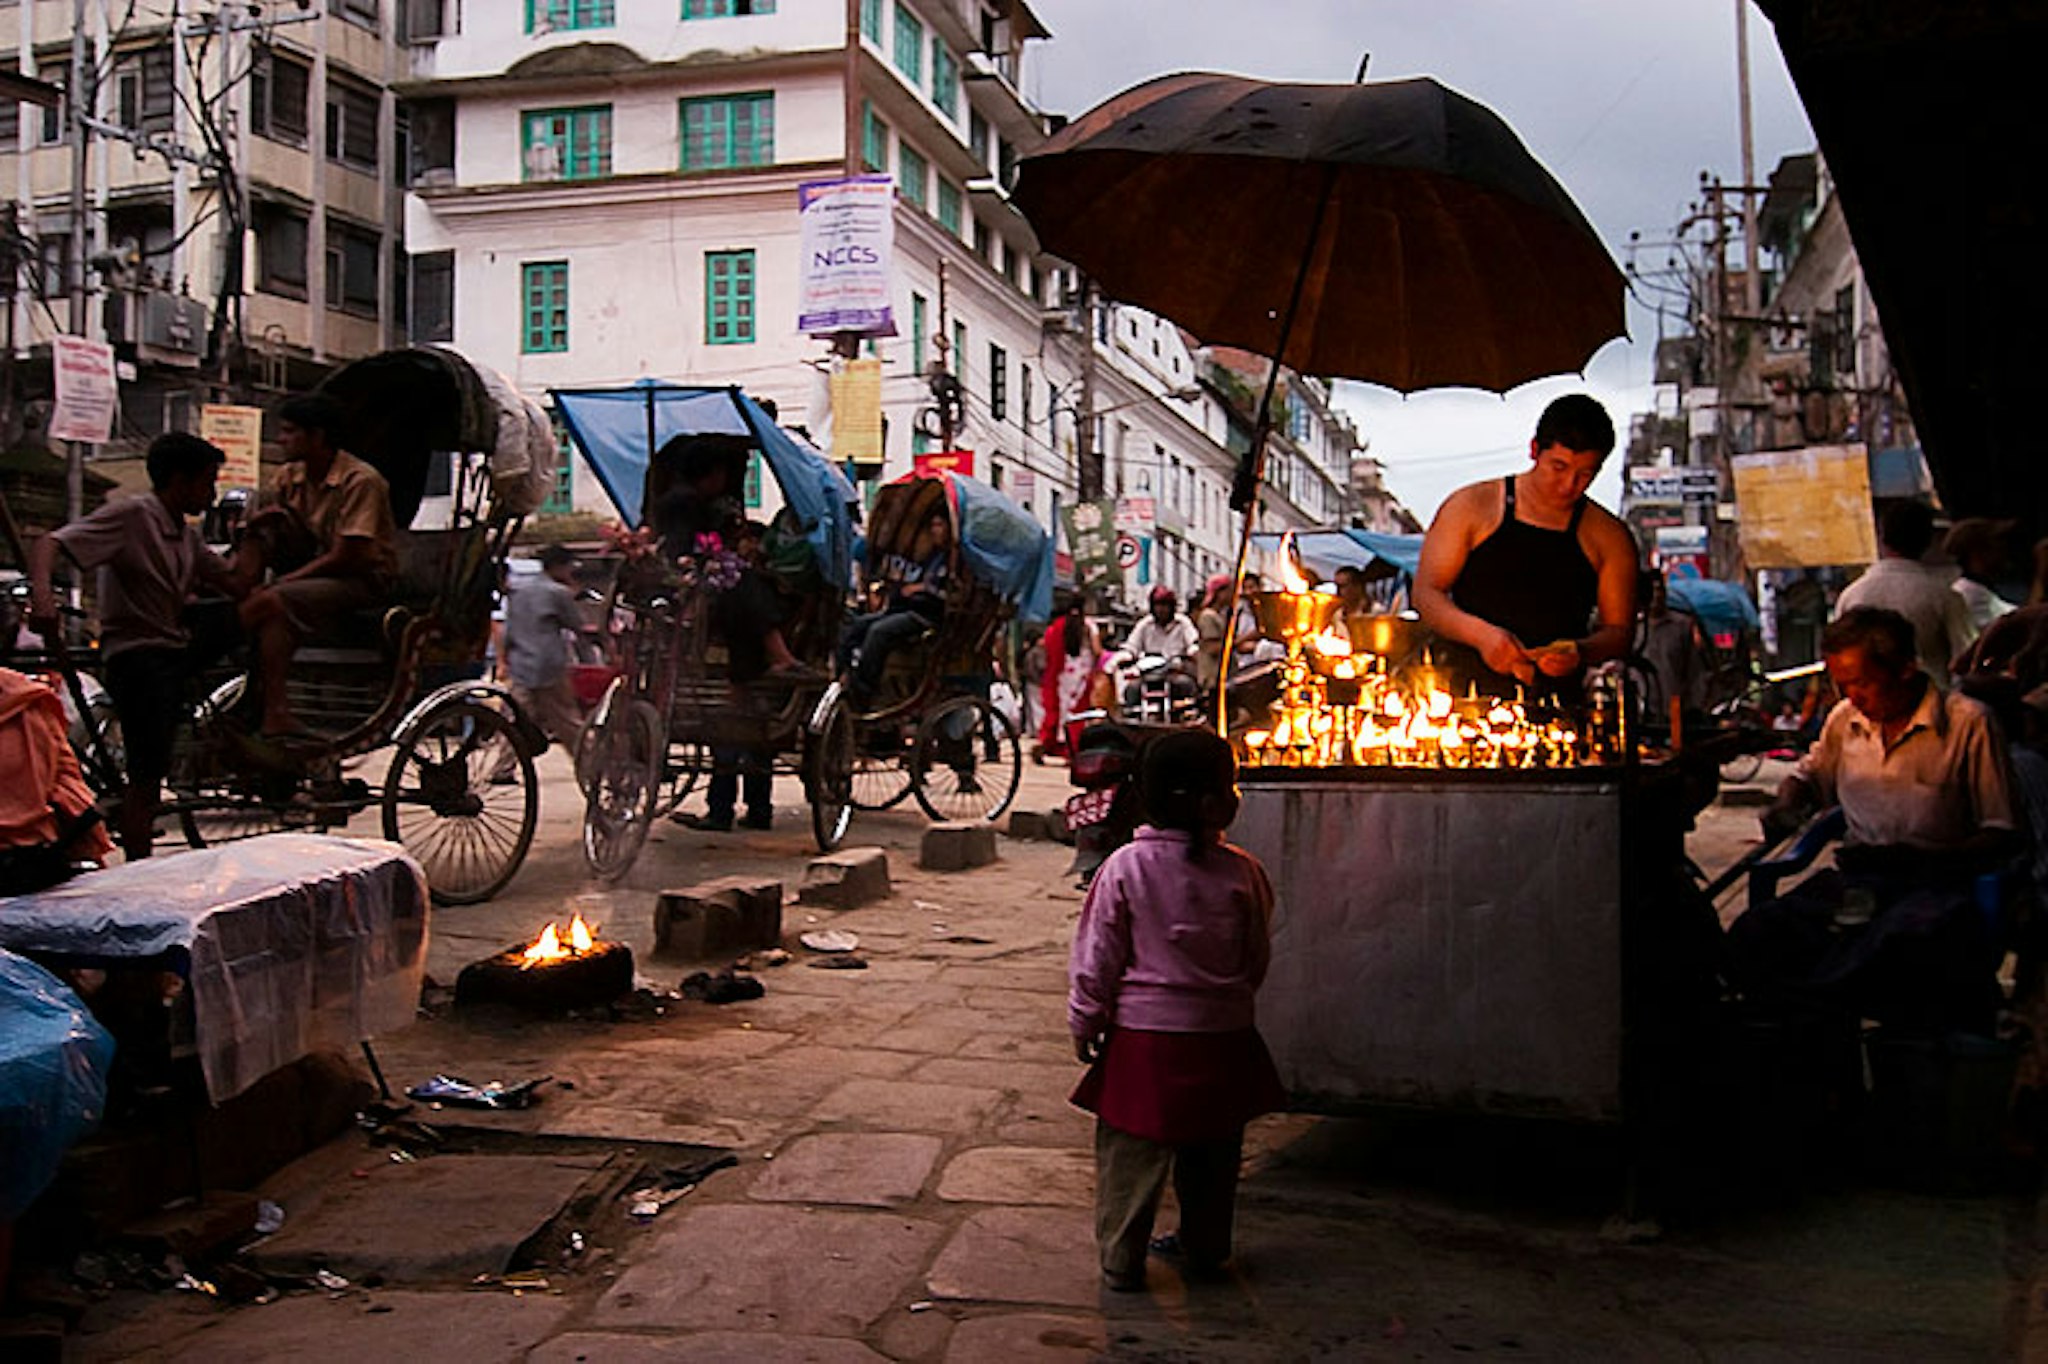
[1251, 528, 1421, 583]
[1666, 577, 1760, 636]
[870, 471, 1054, 624]
[552, 384, 857, 589]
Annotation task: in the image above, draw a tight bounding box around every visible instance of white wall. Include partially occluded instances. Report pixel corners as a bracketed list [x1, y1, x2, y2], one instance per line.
[420, 2, 843, 83]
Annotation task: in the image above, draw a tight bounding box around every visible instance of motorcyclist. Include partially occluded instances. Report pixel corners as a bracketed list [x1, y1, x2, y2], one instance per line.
[1119, 585, 1200, 717]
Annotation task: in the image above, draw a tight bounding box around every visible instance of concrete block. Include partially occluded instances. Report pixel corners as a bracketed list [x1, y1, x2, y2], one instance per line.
[1006, 809, 1051, 840]
[921, 820, 999, 871]
[1047, 805, 1075, 846]
[654, 877, 783, 958]
[798, 847, 891, 908]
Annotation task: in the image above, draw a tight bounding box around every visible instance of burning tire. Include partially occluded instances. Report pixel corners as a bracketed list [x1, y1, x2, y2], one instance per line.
[381, 696, 537, 905]
[910, 696, 1020, 824]
[582, 697, 663, 881]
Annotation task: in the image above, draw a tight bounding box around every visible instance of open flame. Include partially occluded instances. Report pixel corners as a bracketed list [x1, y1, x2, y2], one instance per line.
[1276, 532, 1316, 595]
[521, 912, 600, 968]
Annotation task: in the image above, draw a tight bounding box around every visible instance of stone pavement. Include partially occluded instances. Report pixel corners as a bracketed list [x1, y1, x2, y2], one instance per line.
[64, 758, 2035, 1360]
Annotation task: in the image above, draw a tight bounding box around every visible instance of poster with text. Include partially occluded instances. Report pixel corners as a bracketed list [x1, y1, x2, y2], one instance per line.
[1731, 444, 1877, 569]
[798, 175, 897, 338]
[50, 334, 116, 444]
[830, 357, 884, 468]
[201, 403, 265, 490]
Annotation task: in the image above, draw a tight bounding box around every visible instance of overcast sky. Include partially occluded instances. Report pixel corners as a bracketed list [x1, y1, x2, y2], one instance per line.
[1024, 0, 1815, 522]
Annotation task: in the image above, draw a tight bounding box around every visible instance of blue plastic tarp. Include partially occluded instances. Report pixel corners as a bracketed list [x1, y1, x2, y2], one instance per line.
[944, 472, 1056, 624]
[0, 948, 112, 1220]
[1667, 577, 1760, 635]
[552, 384, 857, 589]
[1251, 529, 1422, 581]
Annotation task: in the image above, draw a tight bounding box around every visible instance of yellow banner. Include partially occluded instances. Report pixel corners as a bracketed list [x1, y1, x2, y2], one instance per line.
[830, 357, 883, 467]
[200, 403, 265, 490]
[1731, 444, 1878, 569]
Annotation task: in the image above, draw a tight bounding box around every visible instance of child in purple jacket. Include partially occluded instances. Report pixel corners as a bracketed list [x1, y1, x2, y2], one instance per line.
[1068, 728, 1286, 1291]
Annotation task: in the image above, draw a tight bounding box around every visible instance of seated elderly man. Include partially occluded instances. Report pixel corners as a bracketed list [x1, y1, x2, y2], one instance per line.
[1728, 606, 2020, 1032]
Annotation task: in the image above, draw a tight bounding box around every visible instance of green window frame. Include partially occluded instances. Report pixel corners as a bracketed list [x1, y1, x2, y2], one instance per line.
[931, 40, 958, 119]
[522, 261, 569, 354]
[892, 3, 923, 84]
[952, 320, 968, 387]
[989, 342, 1007, 421]
[680, 92, 774, 171]
[705, 249, 756, 345]
[897, 144, 928, 210]
[911, 293, 927, 374]
[526, 0, 613, 32]
[682, 0, 775, 16]
[861, 102, 888, 174]
[860, 0, 882, 43]
[543, 423, 576, 513]
[935, 179, 961, 236]
[521, 105, 611, 182]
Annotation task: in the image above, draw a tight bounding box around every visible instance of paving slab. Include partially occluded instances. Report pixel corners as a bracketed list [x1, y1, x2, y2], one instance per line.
[595, 1205, 944, 1336]
[992, 1086, 1096, 1148]
[912, 1057, 1079, 1096]
[958, 1033, 1077, 1066]
[148, 1290, 574, 1362]
[748, 1133, 943, 1207]
[936, 1146, 1095, 1207]
[809, 1077, 1005, 1134]
[943, 1313, 1110, 1362]
[926, 1206, 1100, 1309]
[244, 1154, 605, 1282]
[532, 1332, 890, 1363]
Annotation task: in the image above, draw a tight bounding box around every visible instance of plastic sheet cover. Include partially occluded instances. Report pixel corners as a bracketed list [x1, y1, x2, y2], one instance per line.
[0, 947, 113, 1219]
[1251, 529, 1421, 582]
[0, 835, 429, 1103]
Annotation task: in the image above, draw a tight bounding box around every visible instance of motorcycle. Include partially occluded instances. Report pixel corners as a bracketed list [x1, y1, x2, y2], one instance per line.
[1116, 651, 1202, 725]
[1062, 710, 1144, 887]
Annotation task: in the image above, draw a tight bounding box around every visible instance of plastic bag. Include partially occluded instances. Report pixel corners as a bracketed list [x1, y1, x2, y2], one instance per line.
[0, 948, 114, 1220]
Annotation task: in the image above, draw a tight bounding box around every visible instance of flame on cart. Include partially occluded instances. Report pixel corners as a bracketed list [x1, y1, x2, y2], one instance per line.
[1242, 535, 1587, 770]
[521, 912, 599, 967]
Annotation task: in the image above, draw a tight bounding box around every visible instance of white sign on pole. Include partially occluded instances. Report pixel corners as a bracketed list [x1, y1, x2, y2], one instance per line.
[50, 334, 117, 444]
[797, 175, 897, 338]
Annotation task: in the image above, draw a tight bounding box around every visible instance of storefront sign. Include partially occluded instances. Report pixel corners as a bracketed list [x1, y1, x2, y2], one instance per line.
[913, 449, 974, 478]
[1731, 444, 1877, 569]
[1653, 525, 1709, 579]
[829, 357, 883, 469]
[1626, 467, 1720, 505]
[1114, 496, 1155, 531]
[797, 175, 897, 337]
[200, 403, 265, 489]
[1061, 499, 1121, 593]
[50, 334, 116, 444]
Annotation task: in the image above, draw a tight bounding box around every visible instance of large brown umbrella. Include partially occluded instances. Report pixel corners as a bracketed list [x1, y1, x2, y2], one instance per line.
[1013, 71, 1625, 400]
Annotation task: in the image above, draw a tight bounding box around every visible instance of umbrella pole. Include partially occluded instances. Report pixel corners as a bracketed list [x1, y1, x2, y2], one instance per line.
[1217, 167, 1338, 733]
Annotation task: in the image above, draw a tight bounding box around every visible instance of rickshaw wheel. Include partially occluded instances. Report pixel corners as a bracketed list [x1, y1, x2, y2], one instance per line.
[382, 696, 538, 906]
[582, 698, 664, 881]
[654, 741, 707, 817]
[910, 696, 1021, 824]
[807, 696, 856, 852]
[850, 723, 914, 812]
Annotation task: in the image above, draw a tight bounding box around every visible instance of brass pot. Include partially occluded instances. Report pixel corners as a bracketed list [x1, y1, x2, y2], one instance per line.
[1253, 590, 1342, 642]
[1345, 613, 1426, 660]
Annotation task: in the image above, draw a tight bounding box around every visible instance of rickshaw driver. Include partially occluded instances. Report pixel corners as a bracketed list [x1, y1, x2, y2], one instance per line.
[1414, 394, 1636, 697]
[227, 393, 399, 737]
[840, 509, 952, 704]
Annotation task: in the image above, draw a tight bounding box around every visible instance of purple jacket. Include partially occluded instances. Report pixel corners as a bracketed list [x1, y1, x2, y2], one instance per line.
[1068, 826, 1274, 1038]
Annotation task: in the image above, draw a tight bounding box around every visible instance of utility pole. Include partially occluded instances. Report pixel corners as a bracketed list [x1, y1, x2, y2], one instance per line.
[1735, 0, 1762, 318]
[1075, 277, 1098, 503]
[64, 0, 88, 521]
[933, 257, 955, 451]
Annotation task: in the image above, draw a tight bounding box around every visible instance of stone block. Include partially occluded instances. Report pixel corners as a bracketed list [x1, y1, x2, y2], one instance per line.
[655, 877, 783, 957]
[798, 847, 891, 908]
[920, 821, 999, 871]
[1007, 809, 1052, 840]
[747, 1133, 942, 1207]
[1046, 806, 1075, 846]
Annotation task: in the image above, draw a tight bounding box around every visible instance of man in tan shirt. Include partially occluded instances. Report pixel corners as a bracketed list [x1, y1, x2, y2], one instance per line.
[231, 393, 397, 737]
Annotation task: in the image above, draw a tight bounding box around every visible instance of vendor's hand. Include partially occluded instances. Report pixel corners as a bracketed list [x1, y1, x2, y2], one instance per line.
[1478, 626, 1533, 683]
[1073, 1031, 1105, 1065]
[1533, 639, 1581, 678]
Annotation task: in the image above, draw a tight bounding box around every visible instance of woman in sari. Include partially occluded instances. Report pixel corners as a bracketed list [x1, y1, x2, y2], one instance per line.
[1036, 601, 1103, 760]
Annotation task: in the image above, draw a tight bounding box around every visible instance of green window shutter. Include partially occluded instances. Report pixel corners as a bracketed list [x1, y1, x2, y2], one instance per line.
[530, 0, 615, 32]
[935, 179, 961, 236]
[892, 3, 922, 84]
[860, 0, 882, 43]
[681, 93, 774, 171]
[861, 102, 888, 173]
[743, 452, 762, 508]
[522, 106, 611, 181]
[931, 41, 957, 119]
[952, 320, 967, 387]
[897, 144, 927, 209]
[910, 293, 926, 374]
[705, 249, 756, 345]
[522, 261, 569, 353]
[989, 343, 1007, 421]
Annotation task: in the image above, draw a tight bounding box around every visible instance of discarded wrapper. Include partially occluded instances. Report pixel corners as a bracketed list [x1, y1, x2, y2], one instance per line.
[799, 929, 859, 953]
[405, 1074, 552, 1110]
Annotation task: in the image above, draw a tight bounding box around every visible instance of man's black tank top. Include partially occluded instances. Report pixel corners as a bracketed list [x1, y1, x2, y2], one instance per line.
[1443, 475, 1599, 693]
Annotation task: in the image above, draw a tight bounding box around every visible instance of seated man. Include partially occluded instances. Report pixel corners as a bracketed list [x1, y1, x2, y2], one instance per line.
[29, 432, 239, 858]
[228, 394, 398, 737]
[840, 509, 952, 703]
[1729, 607, 2020, 1033]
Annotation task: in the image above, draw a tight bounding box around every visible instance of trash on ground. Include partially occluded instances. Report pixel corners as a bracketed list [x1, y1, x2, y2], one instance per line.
[679, 970, 765, 1003]
[174, 1273, 218, 1296]
[736, 947, 791, 969]
[625, 1185, 695, 1220]
[253, 1201, 285, 1236]
[404, 1073, 552, 1110]
[313, 1269, 351, 1292]
[808, 954, 869, 970]
[799, 929, 860, 953]
[908, 1299, 935, 1313]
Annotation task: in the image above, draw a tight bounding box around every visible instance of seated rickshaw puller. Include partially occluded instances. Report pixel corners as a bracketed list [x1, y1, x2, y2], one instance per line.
[1730, 606, 2020, 1033]
[1414, 394, 1637, 697]
[28, 432, 239, 859]
[228, 394, 399, 737]
[840, 509, 952, 704]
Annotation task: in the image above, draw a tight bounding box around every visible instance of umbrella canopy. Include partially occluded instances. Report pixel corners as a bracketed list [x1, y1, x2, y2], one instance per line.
[1665, 577, 1759, 637]
[1013, 72, 1624, 393]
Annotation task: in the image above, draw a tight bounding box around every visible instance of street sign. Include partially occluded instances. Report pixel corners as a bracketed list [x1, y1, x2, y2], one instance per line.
[200, 403, 264, 489]
[1114, 533, 1142, 570]
[50, 334, 117, 444]
[1114, 496, 1155, 531]
[913, 449, 974, 478]
[1626, 467, 1720, 504]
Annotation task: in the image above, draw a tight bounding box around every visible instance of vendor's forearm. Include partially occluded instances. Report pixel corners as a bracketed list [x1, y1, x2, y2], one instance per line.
[26, 536, 59, 616]
[1581, 622, 1631, 664]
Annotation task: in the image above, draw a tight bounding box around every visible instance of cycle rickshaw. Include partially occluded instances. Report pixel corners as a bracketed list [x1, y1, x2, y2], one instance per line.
[34, 346, 554, 904]
[563, 385, 860, 878]
[829, 469, 1052, 825]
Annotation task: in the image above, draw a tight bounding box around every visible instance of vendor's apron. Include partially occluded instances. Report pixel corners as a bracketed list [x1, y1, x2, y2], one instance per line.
[1441, 475, 1599, 702]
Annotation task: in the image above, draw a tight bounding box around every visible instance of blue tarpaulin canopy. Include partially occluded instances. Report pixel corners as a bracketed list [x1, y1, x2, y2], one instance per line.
[1666, 577, 1760, 635]
[871, 471, 1055, 624]
[1250, 528, 1422, 581]
[552, 384, 858, 589]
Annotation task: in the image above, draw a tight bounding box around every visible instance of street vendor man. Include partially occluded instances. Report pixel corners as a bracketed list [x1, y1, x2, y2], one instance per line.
[1413, 394, 1637, 698]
